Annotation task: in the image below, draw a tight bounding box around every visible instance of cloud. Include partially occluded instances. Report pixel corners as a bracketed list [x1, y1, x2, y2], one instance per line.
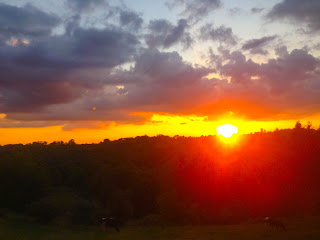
[111, 49, 214, 114]
[242, 36, 277, 50]
[0, 22, 140, 113]
[249, 48, 269, 55]
[1, 2, 320, 125]
[229, 7, 244, 16]
[251, 8, 264, 14]
[2, 48, 214, 122]
[242, 35, 277, 55]
[0, 3, 60, 41]
[218, 50, 260, 84]
[267, 0, 320, 32]
[131, 49, 211, 87]
[259, 46, 318, 93]
[119, 10, 143, 31]
[199, 24, 237, 45]
[67, 0, 107, 13]
[3, 26, 139, 70]
[71, 27, 139, 66]
[65, 14, 81, 34]
[166, 0, 221, 23]
[2, 39, 320, 124]
[201, 46, 320, 118]
[0, 116, 63, 128]
[145, 19, 192, 49]
[313, 43, 320, 51]
[65, 2, 144, 32]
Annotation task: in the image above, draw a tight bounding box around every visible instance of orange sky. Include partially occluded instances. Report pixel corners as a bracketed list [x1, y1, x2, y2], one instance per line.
[1, 113, 319, 145]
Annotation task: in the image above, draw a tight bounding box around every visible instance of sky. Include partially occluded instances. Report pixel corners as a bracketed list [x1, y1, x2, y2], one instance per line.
[0, 0, 320, 144]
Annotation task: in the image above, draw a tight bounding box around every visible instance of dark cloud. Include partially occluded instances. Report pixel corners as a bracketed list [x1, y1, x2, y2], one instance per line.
[0, 3, 60, 40]
[251, 8, 264, 14]
[106, 49, 215, 114]
[67, 0, 107, 13]
[5, 26, 139, 70]
[200, 24, 237, 46]
[267, 0, 320, 32]
[242, 36, 277, 50]
[145, 19, 192, 49]
[218, 50, 260, 84]
[131, 49, 211, 87]
[0, 24, 139, 112]
[242, 35, 277, 55]
[260, 46, 318, 93]
[166, 0, 221, 22]
[1, 48, 214, 122]
[119, 10, 143, 31]
[72, 27, 139, 66]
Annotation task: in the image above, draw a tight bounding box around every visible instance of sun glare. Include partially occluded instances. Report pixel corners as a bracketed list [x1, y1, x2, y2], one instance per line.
[216, 124, 238, 138]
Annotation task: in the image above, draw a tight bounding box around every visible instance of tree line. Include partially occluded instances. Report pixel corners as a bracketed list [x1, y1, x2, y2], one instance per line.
[0, 122, 320, 225]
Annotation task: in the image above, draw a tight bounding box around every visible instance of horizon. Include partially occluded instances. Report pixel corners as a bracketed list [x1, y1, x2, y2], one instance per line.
[0, 120, 316, 145]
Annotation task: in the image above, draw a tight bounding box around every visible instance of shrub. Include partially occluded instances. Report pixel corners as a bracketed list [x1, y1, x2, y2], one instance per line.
[27, 188, 94, 224]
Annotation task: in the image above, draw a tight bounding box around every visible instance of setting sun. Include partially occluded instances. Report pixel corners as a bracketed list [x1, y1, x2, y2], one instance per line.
[216, 124, 238, 138]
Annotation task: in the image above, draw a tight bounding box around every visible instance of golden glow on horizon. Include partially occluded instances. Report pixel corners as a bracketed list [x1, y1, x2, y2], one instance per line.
[216, 124, 238, 138]
[0, 113, 319, 145]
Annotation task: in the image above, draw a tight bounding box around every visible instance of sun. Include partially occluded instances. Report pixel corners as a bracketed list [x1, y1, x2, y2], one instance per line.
[216, 124, 238, 138]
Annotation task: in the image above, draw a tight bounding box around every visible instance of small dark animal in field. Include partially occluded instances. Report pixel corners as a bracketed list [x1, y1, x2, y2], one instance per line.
[100, 217, 120, 232]
[265, 217, 287, 231]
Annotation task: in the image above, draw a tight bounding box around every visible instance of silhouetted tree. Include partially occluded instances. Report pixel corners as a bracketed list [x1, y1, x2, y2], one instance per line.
[295, 121, 302, 129]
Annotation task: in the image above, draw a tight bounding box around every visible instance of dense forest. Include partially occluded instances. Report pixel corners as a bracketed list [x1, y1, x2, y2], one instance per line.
[1, 122, 320, 226]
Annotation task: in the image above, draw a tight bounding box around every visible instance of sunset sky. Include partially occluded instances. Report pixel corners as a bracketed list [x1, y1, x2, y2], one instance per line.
[1, 0, 320, 144]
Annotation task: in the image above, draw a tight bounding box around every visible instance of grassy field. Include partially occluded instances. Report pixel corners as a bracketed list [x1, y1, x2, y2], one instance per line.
[1, 215, 320, 240]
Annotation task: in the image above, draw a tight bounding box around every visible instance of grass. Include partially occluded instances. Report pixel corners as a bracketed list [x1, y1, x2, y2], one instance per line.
[0, 215, 320, 240]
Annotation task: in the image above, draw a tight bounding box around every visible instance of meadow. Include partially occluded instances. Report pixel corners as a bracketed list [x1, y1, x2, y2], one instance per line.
[1, 215, 320, 240]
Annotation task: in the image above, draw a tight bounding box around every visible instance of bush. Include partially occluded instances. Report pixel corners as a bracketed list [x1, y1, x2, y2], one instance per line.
[26, 188, 94, 225]
[69, 199, 95, 225]
[27, 197, 62, 224]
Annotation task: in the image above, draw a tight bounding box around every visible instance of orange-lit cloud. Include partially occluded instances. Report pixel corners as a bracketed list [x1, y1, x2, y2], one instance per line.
[11, 39, 18, 46]
[10, 39, 29, 46]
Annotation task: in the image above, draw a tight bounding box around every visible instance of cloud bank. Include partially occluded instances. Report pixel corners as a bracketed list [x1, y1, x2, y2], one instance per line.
[0, 0, 320, 129]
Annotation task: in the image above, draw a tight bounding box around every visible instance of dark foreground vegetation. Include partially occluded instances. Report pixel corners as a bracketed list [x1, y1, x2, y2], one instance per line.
[1, 214, 320, 240]
[0, 122, 320, 228]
